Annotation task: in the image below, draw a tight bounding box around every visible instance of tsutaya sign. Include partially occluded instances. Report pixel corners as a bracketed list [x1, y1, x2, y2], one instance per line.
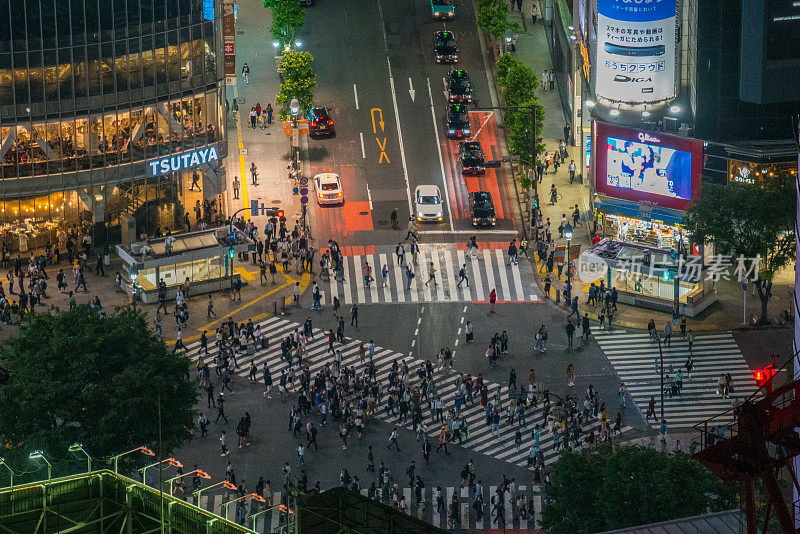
[147, 145, 219, 177]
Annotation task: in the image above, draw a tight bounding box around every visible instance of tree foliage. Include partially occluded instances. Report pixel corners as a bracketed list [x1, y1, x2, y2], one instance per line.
[685, 172, 795, 323]
[0, 306, 197, 477]
[495, 54, 544, 171]
[276, 50, 317, 120]
[265, 0, 305, 46]
[540, 445, 737, 534]
[476, 0, 518, 38]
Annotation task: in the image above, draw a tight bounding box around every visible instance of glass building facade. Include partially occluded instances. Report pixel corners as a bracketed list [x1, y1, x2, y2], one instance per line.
[0, 0, 227, 250]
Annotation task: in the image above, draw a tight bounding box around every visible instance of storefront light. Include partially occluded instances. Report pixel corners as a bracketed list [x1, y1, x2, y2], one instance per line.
[641, 110, 650, 118]
[609, 109, 620, 116]
[669, 105, 681, 114]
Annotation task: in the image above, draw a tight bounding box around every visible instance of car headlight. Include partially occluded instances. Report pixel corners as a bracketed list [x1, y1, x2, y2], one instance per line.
[417, 211, 424, 218]
[436, 212, 442, 218]
[464, 129, 470, 134]
[448, 129, 455, 134]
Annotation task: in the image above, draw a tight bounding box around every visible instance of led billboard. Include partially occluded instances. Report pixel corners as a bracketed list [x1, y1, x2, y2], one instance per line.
[594, 123, 702, 211]
[595, 0, 677, 105]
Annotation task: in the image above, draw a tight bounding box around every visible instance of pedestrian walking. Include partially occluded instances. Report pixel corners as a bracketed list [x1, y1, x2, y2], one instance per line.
[232, 176, 240, 199]
[489, 288, 496, 315]
[387, 427, 401, 451]
[220, 431, 229, 456]
[241, 62, 250, 83]
[425, 262, 438, 286]
[457, 263, 470, 287]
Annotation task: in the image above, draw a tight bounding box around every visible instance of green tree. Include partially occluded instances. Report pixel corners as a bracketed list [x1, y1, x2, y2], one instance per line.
[540, 445, 737, 534]
[495, 54, 544, 170]
[505, 100, 544, 169]
[0, 306, 197, 478]
[265, 0, 305, 47]
[276, 50, 317, 120]
[476, 0, 518, 38]
[685, 172, 795, 324]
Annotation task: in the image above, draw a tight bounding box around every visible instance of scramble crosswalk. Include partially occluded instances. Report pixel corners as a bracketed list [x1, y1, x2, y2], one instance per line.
[193, 483, 543, 531]
[321, 245, 539, 305]
[591, 328, 759, 429]
[186, 317, 630, 473]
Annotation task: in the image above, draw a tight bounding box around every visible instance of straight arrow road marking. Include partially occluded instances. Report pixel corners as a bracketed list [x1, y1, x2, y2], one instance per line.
[409, 77, 416, 101]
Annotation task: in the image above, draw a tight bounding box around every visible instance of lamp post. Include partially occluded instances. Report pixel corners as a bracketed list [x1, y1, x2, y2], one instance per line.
[28, 450, 52, 481]
[193, 480, 237, 505]
[165, 469, 210, 497]
[654, 330, 665, 420]
[0, 457, 14, 487]
[564, 223, 573, 304]
[140, 457, 182, 487]
[68, 443, 92, 473]
[110, 446, 155, 474]
[220, 492, 265, 521]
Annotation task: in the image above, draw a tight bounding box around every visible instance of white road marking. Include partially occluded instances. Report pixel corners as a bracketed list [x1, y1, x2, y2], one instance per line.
[366, 183, 373, 209]
[427, 77, 455, 231]
[409, 77, 416, 101]
[359, 132, 366, 158]
[387, 58, 413, 214]
[353, 83, 359, 109]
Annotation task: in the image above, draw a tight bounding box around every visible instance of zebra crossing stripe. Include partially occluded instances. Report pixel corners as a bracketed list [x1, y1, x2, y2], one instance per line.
[494, 249, 512, 301]
[482, 250, 496, 298]
[323, 247, 538, 305]
[592, 328, 759, 428]
[470, 251, 484, 301]
[188, 318, 630, 471]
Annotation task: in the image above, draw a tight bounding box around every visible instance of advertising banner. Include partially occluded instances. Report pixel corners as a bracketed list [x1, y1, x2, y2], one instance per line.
[595, 0, 676, 105]
[594, 123, 702, 211]
[223, 0, 236, 86]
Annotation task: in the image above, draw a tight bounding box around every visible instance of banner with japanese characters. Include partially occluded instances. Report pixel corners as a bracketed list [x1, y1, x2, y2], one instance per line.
[595, 0, 676, 106]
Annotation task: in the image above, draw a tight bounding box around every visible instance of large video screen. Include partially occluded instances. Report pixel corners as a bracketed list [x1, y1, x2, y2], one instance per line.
[594, 123, 702, 211]
[605, 136, 692, 200]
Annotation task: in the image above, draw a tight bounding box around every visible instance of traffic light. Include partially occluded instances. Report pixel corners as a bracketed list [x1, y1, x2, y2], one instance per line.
[228, 247, 235, 259]
[533, 195, 539, 209]
[753, 364, 776, 388]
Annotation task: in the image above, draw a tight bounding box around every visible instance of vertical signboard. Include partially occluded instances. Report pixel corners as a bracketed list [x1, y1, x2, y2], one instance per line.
[223, 0, 236, 86]
[595, 0, 676, 106]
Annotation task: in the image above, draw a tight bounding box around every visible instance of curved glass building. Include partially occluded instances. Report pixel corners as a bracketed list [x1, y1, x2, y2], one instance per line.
[0, 0, 227, 250]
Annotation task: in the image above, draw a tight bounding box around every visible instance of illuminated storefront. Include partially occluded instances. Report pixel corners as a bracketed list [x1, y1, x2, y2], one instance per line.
[591, 122, 702, 251]
[588, 121, 715, 314]
[0, 0, 227, 247]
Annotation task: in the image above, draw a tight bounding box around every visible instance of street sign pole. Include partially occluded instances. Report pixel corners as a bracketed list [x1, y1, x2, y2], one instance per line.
[742, 279, 748, 325]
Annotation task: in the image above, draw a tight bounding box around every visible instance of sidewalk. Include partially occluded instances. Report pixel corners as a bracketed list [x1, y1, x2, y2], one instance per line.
[498, 2, 794, 332]
[224, 0, 308, 235]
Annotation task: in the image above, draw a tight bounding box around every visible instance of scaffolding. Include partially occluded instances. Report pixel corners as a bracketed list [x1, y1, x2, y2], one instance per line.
[0, 469, 255, 534]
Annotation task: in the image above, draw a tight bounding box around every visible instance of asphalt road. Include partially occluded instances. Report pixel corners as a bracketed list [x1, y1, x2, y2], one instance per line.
[304, 0, 517, 247]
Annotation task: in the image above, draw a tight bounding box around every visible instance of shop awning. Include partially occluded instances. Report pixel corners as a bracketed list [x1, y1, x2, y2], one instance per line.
[593, 197, 686, 225]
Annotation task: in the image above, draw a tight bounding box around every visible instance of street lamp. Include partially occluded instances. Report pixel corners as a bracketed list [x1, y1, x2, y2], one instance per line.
[0, 458, 14, 487]
[564, 223, 573, 303]
[165, 468, 210, 497]
[220, 492, 266, 521]
[110, 446, 155, 474]
[28, 450, 52, 481]
[289, 98, 300, 118]
[193, 480, 237, 505]
[654, 330, 665, 420]
[140, 457, 182, 486]
[68, 443, 92, 473]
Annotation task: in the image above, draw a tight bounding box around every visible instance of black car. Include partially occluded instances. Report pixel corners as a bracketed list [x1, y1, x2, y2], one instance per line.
[446, 70, 472, 103]
[469, 191, 496, 227]
[459, 141, 485, 174]
[445, 104, 470, 139]
[307, 107, 335, 137]
[434, 31, 459, 63]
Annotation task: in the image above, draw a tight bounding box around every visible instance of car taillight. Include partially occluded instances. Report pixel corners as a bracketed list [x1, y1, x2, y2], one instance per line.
[311, 121, 317, 127]
[328, 120, 334, 126]
[318, 193, 324, 198]
[337, 192, 342, 196]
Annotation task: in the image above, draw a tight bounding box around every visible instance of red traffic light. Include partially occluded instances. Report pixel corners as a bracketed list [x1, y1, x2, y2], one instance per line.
[754, 364, 776, 387]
